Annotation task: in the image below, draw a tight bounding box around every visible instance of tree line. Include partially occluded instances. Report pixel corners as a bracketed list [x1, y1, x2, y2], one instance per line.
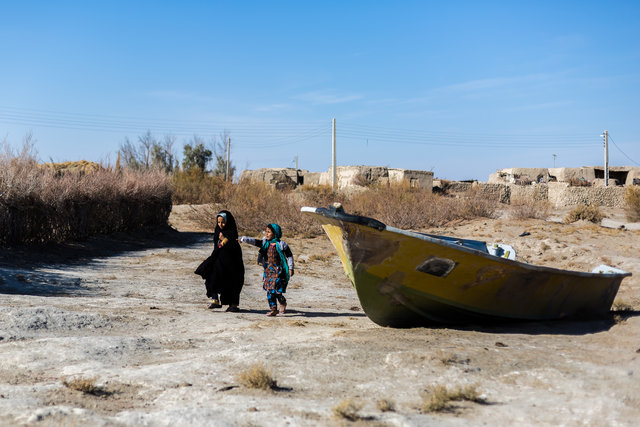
[118, 130, 236, 178]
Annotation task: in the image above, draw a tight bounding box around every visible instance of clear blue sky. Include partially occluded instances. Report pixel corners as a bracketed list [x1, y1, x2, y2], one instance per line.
[1, 1, 639, 181]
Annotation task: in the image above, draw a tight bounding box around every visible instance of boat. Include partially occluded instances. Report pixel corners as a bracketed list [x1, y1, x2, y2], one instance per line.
[301, 205, 631, 327]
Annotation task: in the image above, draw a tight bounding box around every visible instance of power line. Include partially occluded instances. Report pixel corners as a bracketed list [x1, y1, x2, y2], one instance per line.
[608, 134, 640, 166]
[0, 105, 621, 152]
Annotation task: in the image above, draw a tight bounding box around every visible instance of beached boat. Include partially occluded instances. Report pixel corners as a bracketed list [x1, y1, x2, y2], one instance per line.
[302, 205, 631, 327]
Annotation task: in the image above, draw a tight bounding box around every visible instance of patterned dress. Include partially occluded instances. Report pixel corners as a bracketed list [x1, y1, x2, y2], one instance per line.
[263, 243, 283, 292]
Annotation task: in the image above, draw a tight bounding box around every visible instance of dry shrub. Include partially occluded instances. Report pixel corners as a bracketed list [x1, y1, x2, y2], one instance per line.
[295, 184, 344, 207]
[41, 160, 102, 175]
[191, 182, 345, 236]
[421, 384, 484, 413]
[376, 398, 396, 412]
[345, 182, 497, 229]
[62, 377, 104, 395]
[564, 204, 603, 224]
[332, 398, 363, 421]
[453, 187, 499, 220]
[624, 186, 640, 222]
[508, 196, 550, 220]
[235, 363, 277, 390]
[171, 168, 226, 204]
[351, 172, 372, 187]
[1, 139, 172, 246]
[189, 180, 499, 237]
[221, 181, 305, 235]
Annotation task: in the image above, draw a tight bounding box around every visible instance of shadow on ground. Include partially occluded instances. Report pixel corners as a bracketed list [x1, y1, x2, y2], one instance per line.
[0, 225, 209, 269]
[441, 310, 640, 335]
[0, 225, 210, 297]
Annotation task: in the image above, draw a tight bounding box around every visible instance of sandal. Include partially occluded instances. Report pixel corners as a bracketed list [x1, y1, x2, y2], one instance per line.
[278, 302, 287, 314]
[266, 309, 278, 317]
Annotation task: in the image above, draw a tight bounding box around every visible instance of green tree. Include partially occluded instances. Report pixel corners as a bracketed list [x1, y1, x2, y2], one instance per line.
[182, 136, 212, 172]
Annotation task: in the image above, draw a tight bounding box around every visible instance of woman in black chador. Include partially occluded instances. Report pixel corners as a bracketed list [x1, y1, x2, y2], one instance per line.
[195, 210, 244, 312]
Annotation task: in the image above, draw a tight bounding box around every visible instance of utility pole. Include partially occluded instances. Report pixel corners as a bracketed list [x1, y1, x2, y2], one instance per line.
[331, 118, 336, 189]
[603, 130, 609, 187]
[295, 154, 298, 170]
[553, 154, 557, 168]
[226, 136, 231, 182]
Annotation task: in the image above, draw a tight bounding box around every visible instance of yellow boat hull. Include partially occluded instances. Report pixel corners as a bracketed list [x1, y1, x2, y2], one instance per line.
[302, 206, 631, 327]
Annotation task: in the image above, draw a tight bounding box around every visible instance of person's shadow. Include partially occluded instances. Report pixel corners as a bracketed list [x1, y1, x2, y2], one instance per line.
[211, 308, 367, 319]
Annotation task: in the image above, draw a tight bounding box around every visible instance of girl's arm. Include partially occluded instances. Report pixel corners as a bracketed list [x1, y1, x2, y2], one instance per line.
[239, 236, 262, 248]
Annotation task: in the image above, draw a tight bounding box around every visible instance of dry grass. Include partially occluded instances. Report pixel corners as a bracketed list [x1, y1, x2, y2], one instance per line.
[421, 384, 485, 413]
[309, 253, 333, 262]
[376, 398, 396, 412]
[612, 300, 634, 312]
[62, 377, 106, 396]
[625, 187, 640, 222]
[189, 180, 500, 236]
[508, 196, 551, 220]
[235, 363, 278, 390]
[332, 398, 363, 421]
[564, 204, 604, 224]
[171, 168, 226, 204]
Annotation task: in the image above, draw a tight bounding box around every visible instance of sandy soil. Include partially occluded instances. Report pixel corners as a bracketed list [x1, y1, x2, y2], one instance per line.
[0, 205, 639, 426]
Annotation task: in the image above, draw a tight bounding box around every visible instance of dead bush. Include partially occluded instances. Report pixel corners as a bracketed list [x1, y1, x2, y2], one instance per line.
[351, 172, 372, 187]
[376, 398, 396, 412]
[564, 204, 603, 224]
[188, 180, 500, 237]
[624, 186, 640, 222]
[235, 363, 277, 390]
[453, 187, 499, 220]
[62, 377, 105, 395]
[508, 196, 550, 220]
[421, 384, 485, 413]
[171, 168, 226, 204]
[332, 399, 363, 421]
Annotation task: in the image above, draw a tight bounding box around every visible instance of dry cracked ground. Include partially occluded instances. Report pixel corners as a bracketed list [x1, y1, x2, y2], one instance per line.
[0, 204, 639, 426]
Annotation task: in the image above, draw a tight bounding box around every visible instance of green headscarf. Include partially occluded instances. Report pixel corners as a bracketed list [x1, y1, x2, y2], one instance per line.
[262, 223, 289, 282]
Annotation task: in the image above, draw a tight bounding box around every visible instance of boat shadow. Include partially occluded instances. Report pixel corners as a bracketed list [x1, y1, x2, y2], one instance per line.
[445, 310, 640, 335]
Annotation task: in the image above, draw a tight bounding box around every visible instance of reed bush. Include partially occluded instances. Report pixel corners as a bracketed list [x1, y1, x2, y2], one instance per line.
[624, 186, 640, 222]
[189, 180, 500, 236]
[0, 140, 172, 246]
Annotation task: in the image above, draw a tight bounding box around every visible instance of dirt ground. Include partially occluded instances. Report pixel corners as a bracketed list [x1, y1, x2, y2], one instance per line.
[0, 204, 639, 426]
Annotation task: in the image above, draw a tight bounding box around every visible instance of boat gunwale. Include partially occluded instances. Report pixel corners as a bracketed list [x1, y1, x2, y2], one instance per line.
[301, 206, 632, 280]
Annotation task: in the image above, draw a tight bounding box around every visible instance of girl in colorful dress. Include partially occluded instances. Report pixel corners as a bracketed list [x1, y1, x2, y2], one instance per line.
[195, 210, 245, 312]
[240, 223, 294, 316]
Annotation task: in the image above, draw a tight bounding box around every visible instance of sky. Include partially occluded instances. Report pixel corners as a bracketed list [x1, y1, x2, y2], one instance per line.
[1, 1, 639, 181]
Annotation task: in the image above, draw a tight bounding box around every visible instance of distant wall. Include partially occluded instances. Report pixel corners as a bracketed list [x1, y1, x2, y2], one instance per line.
[241, 166, 433, 190]
[445, 181, 626, 208]
[442, 182, 510, 203]
[547, 182, 627, 208]
[490, 166, 640, 186]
